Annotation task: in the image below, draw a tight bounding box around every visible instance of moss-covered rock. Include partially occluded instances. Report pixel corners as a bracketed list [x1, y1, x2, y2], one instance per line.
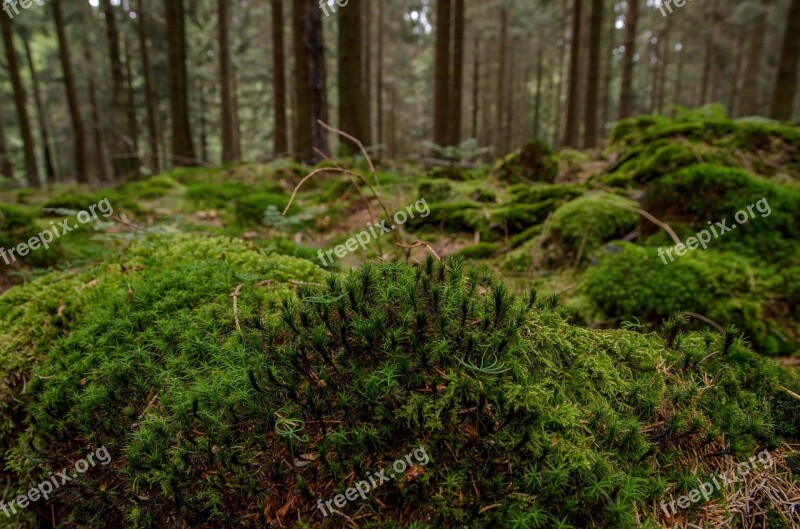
[494, 141, 559, 184]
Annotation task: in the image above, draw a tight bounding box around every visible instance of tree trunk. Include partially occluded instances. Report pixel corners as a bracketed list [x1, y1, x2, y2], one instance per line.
[495, 8, 508, 154]
[81, 43, 107, 182]
[534, 43, 543, 141]
[0, 112, 13, 180]
[102, 0, 139, 179]
[770, 0, 800, 120]
[563, 0, 583, 147]
[698, 0, 717, 107]
[124, 33, 140, 156]
[472, 35, 480, 140]
[292, 0, 312, 162]
[0, 12, 39, 187]
[199, 81, 208, 163]
[137, 0, 160, 173]
[338, 0, 370, 153]
[306, 0, 328, 161]
[21, 31, 56, 183]
[600, 2, 616, 136]
[363, 0, 372, 142]
[657, 20, 673, 114]
[738, 0, 769, 116]
[583, 0, 602, 147]
[618, 0, 638, 120]
[553, 0, 569, 147]
[166, 0, 196, 166]
[433, 0, 452, 146]
[377, 0, 385, 150]
[271, 0, 288, 155]
[218, 0, 236, 163]
[52, 0, 89, 184]
[449, 0, 465, 145]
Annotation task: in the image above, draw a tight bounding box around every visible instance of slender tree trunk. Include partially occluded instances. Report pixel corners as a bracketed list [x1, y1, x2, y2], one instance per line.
[199, 81, 208, 163]
[218, 0, 236, 162]
[657, 21, 672, 114]
[0, 113, 13, 180]
[271, 0, 288, 155]
[338, 0, 370, 153]
[137, 0, 159, 173]
[124, 33, 140, 156]
[292, 0, 312, 162]
[698, 0, 717, 107]
[363, 0, 372, 141]
[534, 43, 543, 141]
[377, 0, 385, 150]
[738, 0, 769, 116]
[449, 0, 465, 145]
[583, 0, 602, 147]
[618, 0, 638, 120]
[166, 0, 196, 166]
[82, 44, 107, 181]
[102, 0, 138, 179]
[306, 0, 328, 160]
[600, 1, 616, 135]
[472, 35, 480, 140]
[770, 0, 800, 120]
[563, 0, 583, 147]
[433, 0, 452, 146]
[495, 8, 508, 154]
[21, 31, 55, 183]
[728, 31, 746, 115]
[673, 29, 685, 110]
[553, 0, 569, 147]
[52, 0, 89, 184]
[0, 12, 39, 187]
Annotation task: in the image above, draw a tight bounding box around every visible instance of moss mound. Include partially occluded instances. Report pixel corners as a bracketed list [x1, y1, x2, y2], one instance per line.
[1, 254, 799, 528]
[581, 243, 798, 356]
[545, 193, 639, 266]
[494, 141, 558, 184]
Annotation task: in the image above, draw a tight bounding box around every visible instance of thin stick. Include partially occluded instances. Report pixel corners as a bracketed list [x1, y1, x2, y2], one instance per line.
[395, 241, 441, 260]
[604, 200, 683, 246]
[317, 119, 376, 175]
[230, 283, 243, 333]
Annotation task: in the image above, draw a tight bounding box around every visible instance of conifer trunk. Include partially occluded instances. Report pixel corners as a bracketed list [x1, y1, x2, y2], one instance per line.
[770, 0, 800, 120]
[166, 0, 196, 166]
[434, 0, 452, 146]
[271, 0, 288, 155]
[618, 0, 638, 120]
[137, 0, 160, 173]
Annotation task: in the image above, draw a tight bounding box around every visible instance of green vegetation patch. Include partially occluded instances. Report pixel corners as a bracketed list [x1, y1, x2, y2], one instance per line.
[2, 257, 798, 528]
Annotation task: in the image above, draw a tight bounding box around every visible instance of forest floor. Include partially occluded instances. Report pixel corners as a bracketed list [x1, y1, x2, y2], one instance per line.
[0, 109, 799, 528]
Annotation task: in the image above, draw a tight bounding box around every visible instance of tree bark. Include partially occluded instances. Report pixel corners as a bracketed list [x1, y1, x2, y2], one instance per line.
[495, 8, 508, 153]
[449, 0, 465, 145]
[618, 0, 638, 120]
[738, 0, 769, 116]
[21, 31, 56, 183]
[218, 0, 236, 163]
[338, 0, 370, 154]
[52, 0, 91, 184]
[166, 0, 196, 166]
[306, 0, 328, 161]
[124, 33, 140, 156]
[563, 0, 583, 147]
[0, 110, 13, 180]
[583, 0, 602, 147]
[0, 12, 39, 187]
[534, 43, 543, 141]
[433, 0, 452, 146]
[472, 35, 480, 140]
[770, 0, 800, 120]
[271, 0, 288, 155]
[292, 0, 312, 162]
[137, 0, 160, 173]
[377, 0, 385, 150]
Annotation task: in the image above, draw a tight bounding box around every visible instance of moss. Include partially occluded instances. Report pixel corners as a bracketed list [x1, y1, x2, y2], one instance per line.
[507, 183, 585, 205]
[235, 192, 298, 226]
[493, 141, 559, 184]
[581, 243, 797, 355]
[642, 164, 800, 261]
[118, 174, 180, 200]
[545, 193, 639, 266]
[3, 258, 798, 528]
[417, 179, 454, 203]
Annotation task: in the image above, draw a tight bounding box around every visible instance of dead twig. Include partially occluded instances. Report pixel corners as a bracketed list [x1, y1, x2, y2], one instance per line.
[230, 283, 243, 333]
[395, 241, 441, 261]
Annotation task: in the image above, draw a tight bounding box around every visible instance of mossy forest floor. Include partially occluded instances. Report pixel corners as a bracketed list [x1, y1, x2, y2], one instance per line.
[0, 108, 799, 528]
